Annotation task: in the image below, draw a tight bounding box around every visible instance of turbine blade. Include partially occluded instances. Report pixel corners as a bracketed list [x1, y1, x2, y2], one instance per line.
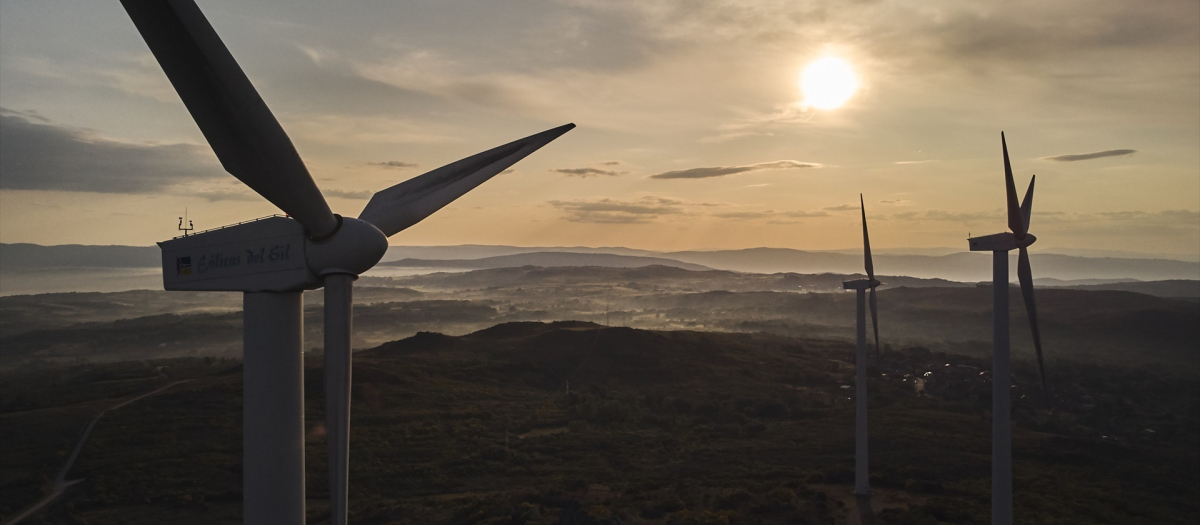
[1017, 247, 1049, 404]
[1020, 175, 1036, 232]
[359, 124, 575, 237]
[869, 286, 880, 360]
[323, 275, 354, 525]
[861, 194, 874, 281]
[1002, 132, 1025, 239]
[120, 0, 337, 237]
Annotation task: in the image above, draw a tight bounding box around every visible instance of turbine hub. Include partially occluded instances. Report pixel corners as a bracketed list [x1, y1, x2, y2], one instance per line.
[305, 216, 388, 277]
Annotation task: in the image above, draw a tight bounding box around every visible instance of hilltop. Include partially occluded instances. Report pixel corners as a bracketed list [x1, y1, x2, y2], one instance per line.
[2, 322, 1196, 524]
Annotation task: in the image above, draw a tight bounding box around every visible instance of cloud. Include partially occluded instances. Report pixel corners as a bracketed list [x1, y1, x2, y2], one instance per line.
[548, 196, 684, 223]
[713, 209, 829, 220]
[1094, 209, 1200, 222]
[369, 160, 419, 169]
[713, 211, 773, 220]
[879, 199, 910, 205]
[890, 210, 1001, 223]
[11, 55, 179, 103]
[908, 3, 1195, 67]
[0, 109, 224, 193]
[894, 160, 938, 165]
[324, 189, 374, 199]
[649, 160, 820, 180]
[551, 167, 627, 178]
[1043, 149, 1137, 162]
[823, 204, 858, 212]
[699, 131, 775, 143]
[193, 189, 262, 202]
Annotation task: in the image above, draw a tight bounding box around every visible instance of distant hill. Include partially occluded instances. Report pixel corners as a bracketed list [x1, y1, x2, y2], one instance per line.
[377, 246, 1200, 282]
[380, 251, 712, 271]
[1034, 278, 1141, 286]
[0, 243, 159, 269]
[4, 243, 1199, 284]
[382, 244, 659, 262]
[663, 248, 1200, 282]
[1050, 279, 1200, 298]
[387, 265, 971, 293]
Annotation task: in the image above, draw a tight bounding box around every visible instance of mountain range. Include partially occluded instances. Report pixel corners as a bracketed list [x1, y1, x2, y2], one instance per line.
[6, 243, 1198, 282]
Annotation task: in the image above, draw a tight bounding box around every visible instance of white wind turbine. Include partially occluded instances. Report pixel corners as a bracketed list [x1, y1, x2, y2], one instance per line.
[966, 133, 1048, 525]
[842, 194, 881, 496]
[120, 1, 573, 523]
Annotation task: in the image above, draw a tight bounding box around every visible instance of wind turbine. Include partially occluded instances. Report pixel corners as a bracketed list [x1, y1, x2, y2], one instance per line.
[966, 133, 1047, 525]
[120, 1, 573, 523]
[842, 194, 880, 496]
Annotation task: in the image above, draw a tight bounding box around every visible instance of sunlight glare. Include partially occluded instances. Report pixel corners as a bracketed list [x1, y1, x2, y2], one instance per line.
[800, 57, 859, 110]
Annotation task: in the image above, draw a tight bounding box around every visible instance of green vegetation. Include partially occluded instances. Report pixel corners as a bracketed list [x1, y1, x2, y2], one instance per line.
[3, 322, 1196, 524]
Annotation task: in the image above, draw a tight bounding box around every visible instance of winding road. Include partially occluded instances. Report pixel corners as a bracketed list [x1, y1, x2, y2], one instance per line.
[3, 380, 190, 525]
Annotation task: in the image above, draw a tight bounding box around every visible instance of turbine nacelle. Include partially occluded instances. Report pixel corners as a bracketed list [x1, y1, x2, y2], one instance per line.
[158, 215, 388, 292]
[842, 278, 881, 290]
[968, 231, 1036, 252]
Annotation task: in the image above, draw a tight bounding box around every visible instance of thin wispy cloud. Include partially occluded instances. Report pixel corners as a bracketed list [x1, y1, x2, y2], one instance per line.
[324, 189, 374, 199]
[192, 189, 261, 202]
[894, 160, 938, 165]
[551, 167, 627, 178]
[823, 204, 858, 212]
[1044, 149, 1137, 162]
[548, 196, 684, 224]
[713, 209, 829, 220]
[1094, 209, 1200, 221]
[698, 131, 775, 144]
[890, 210, 1001, 223]
[713, 211, 774, 220]
[369, 161, 419, 169]
[649, 160, 820, 180]
[12, 54, 179, 103]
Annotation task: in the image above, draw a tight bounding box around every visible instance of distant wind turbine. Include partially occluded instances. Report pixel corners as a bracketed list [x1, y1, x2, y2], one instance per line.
[120, 1, 573, 523]
[966, 133, 1048, 525]
[842, 194, 881, 496]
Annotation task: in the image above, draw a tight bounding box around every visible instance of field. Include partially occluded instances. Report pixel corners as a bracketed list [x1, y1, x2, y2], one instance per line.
[2, 320, 1196, 524]
[2, 265, 1197, 523]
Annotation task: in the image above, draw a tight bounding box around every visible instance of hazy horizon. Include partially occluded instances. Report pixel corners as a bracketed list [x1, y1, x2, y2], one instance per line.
[4, 239, 1200, 262]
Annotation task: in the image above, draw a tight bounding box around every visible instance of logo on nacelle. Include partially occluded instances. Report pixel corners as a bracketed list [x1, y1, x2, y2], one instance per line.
[176, 256, 192, 275]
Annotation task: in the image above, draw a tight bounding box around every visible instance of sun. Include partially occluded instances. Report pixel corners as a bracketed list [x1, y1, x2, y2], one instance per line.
[800, 57, 859, 110]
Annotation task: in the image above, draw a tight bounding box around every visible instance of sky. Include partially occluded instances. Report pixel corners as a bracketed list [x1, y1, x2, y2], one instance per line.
[1, 0, 1197, 257]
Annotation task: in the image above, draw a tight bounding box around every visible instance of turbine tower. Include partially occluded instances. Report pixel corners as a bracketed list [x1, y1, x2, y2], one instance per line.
[966, 133, 1048, 525]
[842, 194, 880, 496]
[120, 1, 573, 523]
